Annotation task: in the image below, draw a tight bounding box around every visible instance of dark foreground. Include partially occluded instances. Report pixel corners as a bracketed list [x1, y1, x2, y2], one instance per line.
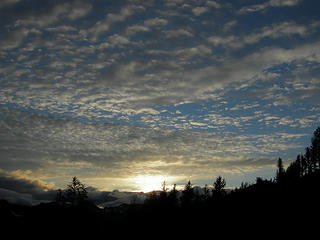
[1, 171, 320, 237]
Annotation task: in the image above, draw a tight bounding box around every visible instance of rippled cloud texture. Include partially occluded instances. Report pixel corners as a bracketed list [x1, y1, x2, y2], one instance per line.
[1, 0, 320, 197]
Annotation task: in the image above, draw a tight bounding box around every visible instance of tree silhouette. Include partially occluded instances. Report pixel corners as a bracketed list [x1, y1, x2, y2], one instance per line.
[168, 184, 179, 207]
[285, 157, 301, 180]
[276, 158, 285, 182]
[203, 184, 210, 202]
[66, 176, 88, 205]
[180, 180, 194, 208]
[55, 189, 65, 205]
[311, 127, 320, 170]
[305, 147, 313, 174]
[213, 176, 226, 196]
[160, 181, 168, 199]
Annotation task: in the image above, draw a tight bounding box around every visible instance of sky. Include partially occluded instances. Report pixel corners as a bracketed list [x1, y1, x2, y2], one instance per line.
[1, 0, 320, 202]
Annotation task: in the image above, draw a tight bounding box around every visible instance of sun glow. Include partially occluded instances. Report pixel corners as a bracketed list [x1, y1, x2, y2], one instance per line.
[132, 175, 177, 193]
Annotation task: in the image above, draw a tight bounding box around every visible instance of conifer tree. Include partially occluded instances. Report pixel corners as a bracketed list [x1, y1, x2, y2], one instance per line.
[276, 158, 285, 182]
[168, 184, 179, 207]
[180, 180, 194, 207]
[305, 147, 313, 174]
[213, 176, 226, 194]
[311, 127, 320, 170]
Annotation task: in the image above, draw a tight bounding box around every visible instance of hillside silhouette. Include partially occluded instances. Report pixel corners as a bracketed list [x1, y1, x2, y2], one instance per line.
[1, 127, 320, 237]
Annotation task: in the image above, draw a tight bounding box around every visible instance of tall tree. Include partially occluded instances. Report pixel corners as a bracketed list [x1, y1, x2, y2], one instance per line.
[305, 147, 313, 174]
[311, 127, 320, 170]
[66, 176, 88, 205]
[203, 184, 210, 201]
[300, 154, 307, 176]
[168, 184, 179, 207]
[180, 180, 194, 208]
[286, 157, 301, 180]
[55, 189, 65, 205]
[276, 158, 285, 182]
[159, 181, 168, 202]
[213, 176, 226, 194]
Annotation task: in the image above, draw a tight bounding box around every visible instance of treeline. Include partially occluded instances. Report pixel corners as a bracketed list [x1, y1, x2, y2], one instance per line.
[276, 127, 320, 181]
[127, 127, 320, 232]
[1, 127, 320, 236]
[143, 127, 320, 206]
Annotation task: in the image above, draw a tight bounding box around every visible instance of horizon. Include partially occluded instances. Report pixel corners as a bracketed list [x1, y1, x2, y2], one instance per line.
[1, 0, 320, 205]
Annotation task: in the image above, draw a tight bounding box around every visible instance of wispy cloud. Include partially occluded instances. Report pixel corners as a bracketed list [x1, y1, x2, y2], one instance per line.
[208, 21, 315, 49]
[239, 0, 301, 14]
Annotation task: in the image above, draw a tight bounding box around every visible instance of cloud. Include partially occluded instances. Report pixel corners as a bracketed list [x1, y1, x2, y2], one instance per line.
[165, 28, 194, 38]
[107, 34, 130, 48]
[269, 0, 301, 7]
[192, 0, 221, 16]
[0, 0, 20, 8]
[0, 188, 33, 205]
[46, 25, 78, 32]
[173, 45, 212, 59]
[0, 28, 29, 50]
[125, 24, 149, 35]
[239, 0, 301, 14]
[136, 108, 160, 115]
[1, 36, 319, 124]
[144, 17, 168, 28]
[0, 169, 56, 205]
[0, 0, 319, 191]
[6, 0, 92, 28]
[15, 2, 71, 27]
[208, 21, 311, 49]
[87, 4, 145, 41]
[206, 1, 221, 9]
[124, 17, 169, 36]
[223, 20, 237, 32]
[68, 1, 92, 20]
[0, 108, 309, 185]
[164, 0, 184, 8]
[192, 7, 210, 16]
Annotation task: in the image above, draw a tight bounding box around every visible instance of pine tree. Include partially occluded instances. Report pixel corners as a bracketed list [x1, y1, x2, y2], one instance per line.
[180, 180, 194, 208]
[213, 176, 226, 194]
[311, 127, 320, 170]
[276, 158, 285, 182]
[212, 176, 226, 201]
[168, 184, 179, 207]
[305, 147, 313, 174]
[203, 184, 210, 201]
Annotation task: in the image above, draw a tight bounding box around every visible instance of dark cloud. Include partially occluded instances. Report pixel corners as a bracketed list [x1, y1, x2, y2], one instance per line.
[0, 188, 33, 205]
[0, 0, 20, 8]
[0, 169, 56, 205]
[0, 28, 29, 50]
[0, 170, 50, 194]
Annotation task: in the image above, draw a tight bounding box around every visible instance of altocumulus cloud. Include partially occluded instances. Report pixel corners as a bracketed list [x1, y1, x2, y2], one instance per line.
[0, 107, 309, 190]
[0, 0, 320, 196]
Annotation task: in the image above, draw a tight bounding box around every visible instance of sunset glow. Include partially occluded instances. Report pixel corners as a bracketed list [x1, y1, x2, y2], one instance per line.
[131, 175, 178, 193]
